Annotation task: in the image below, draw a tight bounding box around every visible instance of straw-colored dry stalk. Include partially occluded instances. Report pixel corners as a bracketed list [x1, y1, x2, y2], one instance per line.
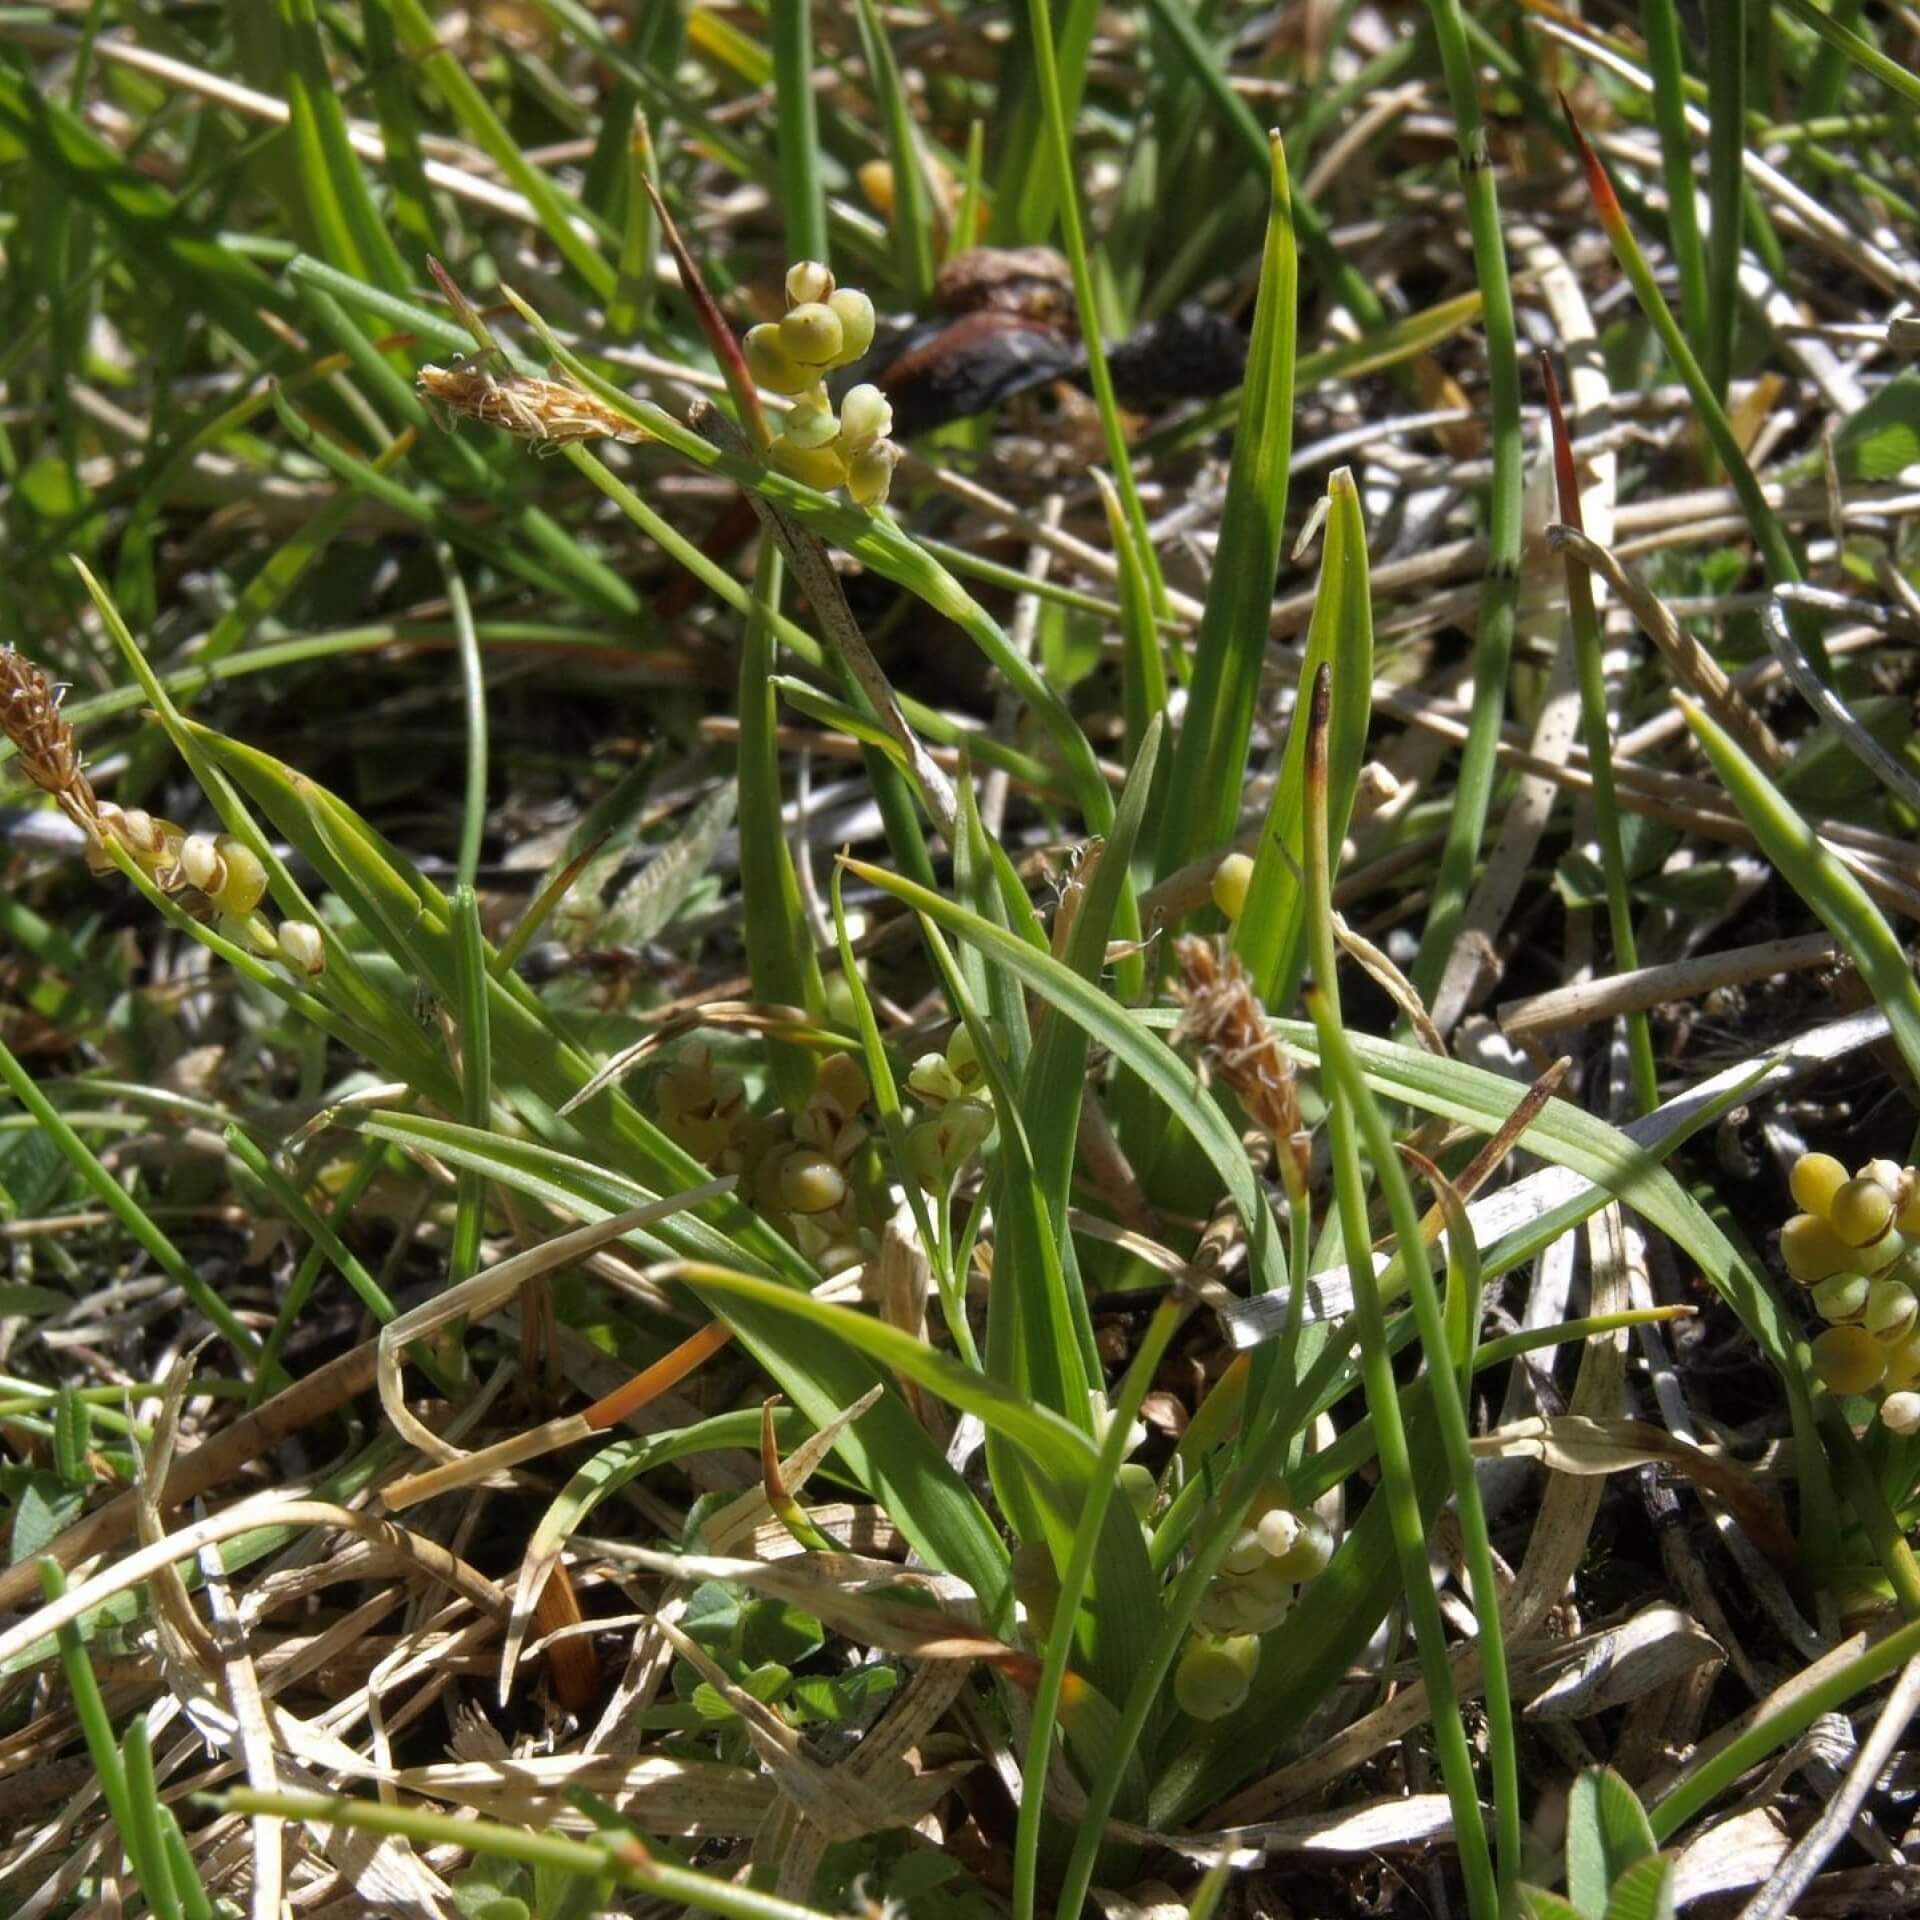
[1, 644, 99, 835]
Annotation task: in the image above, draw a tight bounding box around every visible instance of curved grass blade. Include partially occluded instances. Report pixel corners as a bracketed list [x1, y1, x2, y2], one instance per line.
[1153, 131, 1295, 880]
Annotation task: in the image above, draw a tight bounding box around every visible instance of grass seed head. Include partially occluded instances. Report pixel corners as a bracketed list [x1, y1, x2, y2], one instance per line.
[1, 645, 98, 834]
[1172, 935, 1303, 1152]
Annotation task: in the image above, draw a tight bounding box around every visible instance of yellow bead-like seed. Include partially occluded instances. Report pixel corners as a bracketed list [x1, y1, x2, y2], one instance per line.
[211, 838, 268, 917]
[1831, 1175, 1896, 1249]
[744, 323, 812, 395]
[1812, 1273, 1870, 1322]
[1813, 1323, 1888, 1395]
[827, 287, 876, 364]
[783, 398, 840, 449]
[1221, 1527, 1267, 1576]
[785, 260, 834, 307]
[776, 1147, 847, 1216]
[1868, 1279, 1918, 1344]
[1172, 1633, 1260, 1722]
[1211, 852, 1255, 925]
[1882, 1390, 1920, 1434]
[1265, 1510, 1335, 1581]
[1781, 1212, 1853, 1285]
[845, 439, 900, 508]
[1885, 1331, 1920, 1391]
[779, 302, 844, 368]
[1789, 1152, 1849, 1220]
[769, 435, 850, 490]
[179, 832, 225, 895]
[276, 919, 327, 977]
[838, 382, 893, 450]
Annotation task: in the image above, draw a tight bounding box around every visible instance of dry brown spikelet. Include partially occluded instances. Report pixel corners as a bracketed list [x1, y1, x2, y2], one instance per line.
[417, 356, 651, 451]
[1, 645, 99, 835]
[1172, 935, 1308, 1187]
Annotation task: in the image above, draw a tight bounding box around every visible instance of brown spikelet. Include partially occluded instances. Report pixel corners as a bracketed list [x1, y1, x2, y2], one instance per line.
[1172, 935, 1307, 1185]
[417, 357, 651, 452]
[1, 645, 99, 835]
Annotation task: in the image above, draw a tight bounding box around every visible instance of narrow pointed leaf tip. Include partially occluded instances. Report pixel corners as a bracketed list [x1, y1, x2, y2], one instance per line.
[1557, 90, 1623, 227]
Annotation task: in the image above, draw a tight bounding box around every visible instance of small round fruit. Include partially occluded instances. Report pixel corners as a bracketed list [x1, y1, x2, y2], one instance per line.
[276, 919, 326, 978]
[1211, 852, 1255, 925]
[1882, 1390, 1920, 1434]
[1867, 1278, 1918, 1344]
[744, 323, 810, 395]
[785, 259, 834, 306]
[1813, 1323, 1887, 1395]
[779, 301, 844, 368]
[1831, 1176, 1896, 1250]
[1790, 1152, 1849, 1220]
[1884, 1331, 1920, 1391]
[1118, 1462, 1158, 1521]
[1173, 1632, 1260, 1721]
[1222, 1527, 1268, 1576]
[210, 837, 268, 917]
[179, 832, 224, 895]
[776, 1147, 847, 1217]
[783, 397, 839, 448]
[1812, 1272, 1870, 1323]
[838, 382, 893, 450]
[827, 286, 876, 363]
[769, 435, 850, 489]
[1264, 1509, 1335, 1581]
[846, 438, 901, 507]
[1781, 1212, 1852, 1285]
[1253, 1505, 1301, 1560]
[118, 807, 162, 857]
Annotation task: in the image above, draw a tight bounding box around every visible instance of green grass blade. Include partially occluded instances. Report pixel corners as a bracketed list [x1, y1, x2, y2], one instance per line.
[1678, 696, 1920, 1092]
[851, 0, 936, 304]
[1776, 0, 1920, 110]
[1560, 99, 1828, 678]
[1091, 470, 1168, 769]
[1234, 467, 1374, 1006]
[1408, 0, 1526, 1009]
[450, 886, 494, 1290]
[1542, 355, 1657, 1113]
[771, 0, 828, 266]
[381, 0, 616, 299]
[361, 0, 441, 272]
[740, 543, 827, 1110]
[0, 1033, 264, 1370]
[120, 1713, 189, 1920]
[1704, 1, 1746, 405]
[1642, 0, 1710, 355]
[1153, 131, 1295, 879]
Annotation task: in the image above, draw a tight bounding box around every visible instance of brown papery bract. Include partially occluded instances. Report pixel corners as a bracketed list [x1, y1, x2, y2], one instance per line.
[1, 644, 99, 835]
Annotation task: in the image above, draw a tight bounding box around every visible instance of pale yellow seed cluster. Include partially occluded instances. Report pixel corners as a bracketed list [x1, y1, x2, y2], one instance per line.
[746, 261, 902, 509]
[85, 807, 325, 978]
[657, 1048, 874, 1275]
[904, 1024, 995, 1192]
[1787, 1152, 1920, 1415]
[1175, 1480, 1338, 1719]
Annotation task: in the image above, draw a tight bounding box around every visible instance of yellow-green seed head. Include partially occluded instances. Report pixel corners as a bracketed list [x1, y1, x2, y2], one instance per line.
[1882, 1390, 1920, 1434]
[845, 439, 901, 508]
[1813, 1323, 1887, 1395]
[785, 260, 834, 307]
[1832, 1175, 1896, 1249]
[827, 286, 876, 363]
[1253, 1506, 1301, 1560]
[1812, 1272, 1870, 1322]
[1781, 1212, 1852, 1285]
[1211, 852, 1255, 925]
[1173, 1633, 1260, 1721]
[1790, 1152, 1849, 1220]
[744, 323, 812, 395]
[838, 383, 893, 450]
[1868, 1278, 1918, 1344]
[211, 838, 268, 917]
[1897, 1179, 1920, 1236]
[769, 435, 850, 489]
[276, 920, 327, 978]
[779, 302, 844, 368]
